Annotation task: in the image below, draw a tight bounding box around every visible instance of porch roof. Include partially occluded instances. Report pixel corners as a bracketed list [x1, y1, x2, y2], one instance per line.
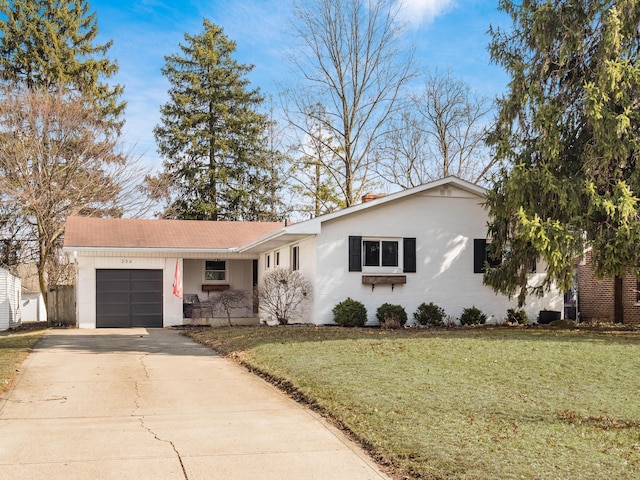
[64, 217, 285, 250]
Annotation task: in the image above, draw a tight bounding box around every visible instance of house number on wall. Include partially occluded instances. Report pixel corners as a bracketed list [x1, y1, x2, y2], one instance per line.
[121, 259, 133, 264]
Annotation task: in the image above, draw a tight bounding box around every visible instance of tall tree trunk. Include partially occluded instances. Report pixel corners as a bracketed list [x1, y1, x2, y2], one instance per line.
[314, 162, 321, 217]
[209, 101, 218, 221]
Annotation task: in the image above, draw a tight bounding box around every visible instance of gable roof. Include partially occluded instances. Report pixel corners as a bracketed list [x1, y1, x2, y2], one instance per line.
[63, 217, 284, 251]
[63, 177, 486, 254]
[239, 176, 487, 253]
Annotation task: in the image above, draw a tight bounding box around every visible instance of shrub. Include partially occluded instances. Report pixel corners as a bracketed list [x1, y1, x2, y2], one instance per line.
[414, 302, 445, 327]
[459, 306, 487, 325]
[332, 298, 367, 327]
[506, 308, 528, 325]
[376, 303, 407, 328]
[258, 268, 311, 325]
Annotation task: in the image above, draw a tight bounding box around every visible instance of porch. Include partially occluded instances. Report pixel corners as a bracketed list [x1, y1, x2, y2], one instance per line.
[181, 258, 259, 326]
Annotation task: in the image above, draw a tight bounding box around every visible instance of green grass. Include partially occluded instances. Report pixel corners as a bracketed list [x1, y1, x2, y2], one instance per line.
[184, 326, 640, 479]
[0, 324, 47, 393]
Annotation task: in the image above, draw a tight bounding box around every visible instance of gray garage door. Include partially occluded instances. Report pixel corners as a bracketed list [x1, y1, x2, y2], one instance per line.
[96, 269, 163, 328]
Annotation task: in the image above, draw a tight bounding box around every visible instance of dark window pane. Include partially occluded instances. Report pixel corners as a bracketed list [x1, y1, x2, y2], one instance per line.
[381, 241, 398, 266]
[293, 246, 299, 271]
[205, 260, 226, 281]
[205, 260, 225, 271]
[363, 240, 380, 266]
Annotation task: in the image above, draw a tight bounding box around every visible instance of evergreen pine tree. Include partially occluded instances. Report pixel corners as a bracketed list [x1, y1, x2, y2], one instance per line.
[153, 19, 283, 221]
[484, 0, 640, 314]
[0, 0, 124, 122]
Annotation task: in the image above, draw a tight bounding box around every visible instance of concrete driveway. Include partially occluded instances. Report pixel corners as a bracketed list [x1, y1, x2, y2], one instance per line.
[0, 328, 390, 480]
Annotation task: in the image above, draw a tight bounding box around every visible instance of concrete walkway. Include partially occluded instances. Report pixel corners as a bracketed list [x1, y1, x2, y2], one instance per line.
[0, 328, 390, 480]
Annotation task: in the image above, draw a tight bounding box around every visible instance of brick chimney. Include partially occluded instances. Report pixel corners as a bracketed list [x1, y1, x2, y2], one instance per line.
[361, 193, 386, 203]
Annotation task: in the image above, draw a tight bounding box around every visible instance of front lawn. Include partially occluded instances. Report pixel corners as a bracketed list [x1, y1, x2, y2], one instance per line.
[184, 326, 640, 480]
[0, 324, 48, 393]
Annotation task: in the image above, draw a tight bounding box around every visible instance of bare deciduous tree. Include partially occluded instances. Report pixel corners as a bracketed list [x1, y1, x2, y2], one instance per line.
[288, 105, 345, 218]
[377, 70, 495, 188]
[285, 0, 415, 207]
[258, 268, 311, 325]
[0, 206, 27, 274]
[0, 87, 148, 309]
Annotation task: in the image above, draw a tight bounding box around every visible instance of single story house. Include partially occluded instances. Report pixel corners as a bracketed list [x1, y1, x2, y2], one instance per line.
[63, 177, 563, 328]
[0, 266, 21, 331]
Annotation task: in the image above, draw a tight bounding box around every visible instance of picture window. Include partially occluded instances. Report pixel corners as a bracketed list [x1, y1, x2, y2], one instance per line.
[363, 240, 398, 267]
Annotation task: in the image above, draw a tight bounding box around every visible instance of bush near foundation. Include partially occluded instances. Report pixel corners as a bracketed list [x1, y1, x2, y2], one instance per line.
[332, 298, 367, 327]
[459, 306, 487, 325]
[413, 302, 446, 327]
[506, 308, 528, 325]
[376, 303, 407, 329]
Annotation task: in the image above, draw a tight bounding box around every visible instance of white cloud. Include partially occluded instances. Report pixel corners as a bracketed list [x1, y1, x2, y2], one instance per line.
[396, 0, 457, 27]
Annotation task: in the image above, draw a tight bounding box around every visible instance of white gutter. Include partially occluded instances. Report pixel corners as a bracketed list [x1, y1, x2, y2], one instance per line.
[63, 246, 240, 254]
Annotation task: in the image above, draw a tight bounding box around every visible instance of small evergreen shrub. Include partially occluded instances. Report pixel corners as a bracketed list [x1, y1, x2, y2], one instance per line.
[376, 303, 407, 328]
[459, 306, 487, 325]
[506, 308, 528, 325]
[414, 302, 446, 327]
[332, 298, 367, 327]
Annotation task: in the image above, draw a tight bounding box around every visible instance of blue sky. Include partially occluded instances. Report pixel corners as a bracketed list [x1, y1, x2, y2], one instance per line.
[89, 0, 512, 169]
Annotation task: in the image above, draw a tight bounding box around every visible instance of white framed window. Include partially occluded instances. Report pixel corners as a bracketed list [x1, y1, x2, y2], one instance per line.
[266, 254, 271, 269]
[276, 251, 280, 266]
[349, 236, 415, 273]
[205, 260, 226, 281]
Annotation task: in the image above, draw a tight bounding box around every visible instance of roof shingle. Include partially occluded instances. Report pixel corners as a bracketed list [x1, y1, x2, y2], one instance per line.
[63, 217, 285, 250]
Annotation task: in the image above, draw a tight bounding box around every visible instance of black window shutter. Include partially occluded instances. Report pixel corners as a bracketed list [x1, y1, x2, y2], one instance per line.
[349, 236, 362, 272]
[473, 238, 487, 273]
[403, 237, 416, 273]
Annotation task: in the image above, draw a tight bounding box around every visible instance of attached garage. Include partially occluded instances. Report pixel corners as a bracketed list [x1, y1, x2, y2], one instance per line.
[96, 269, 163, 328]
[63, 216, 284, 328]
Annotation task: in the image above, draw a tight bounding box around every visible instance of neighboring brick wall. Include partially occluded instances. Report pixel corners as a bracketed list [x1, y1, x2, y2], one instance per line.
[577, 261, 614, 322]
[622, 274, 640, 323]
[577, 255, 640, 324]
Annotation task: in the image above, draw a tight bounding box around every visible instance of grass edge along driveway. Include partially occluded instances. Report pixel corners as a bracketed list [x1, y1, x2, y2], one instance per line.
[183, 325, 640, 480]
[0, 325, 48, 394]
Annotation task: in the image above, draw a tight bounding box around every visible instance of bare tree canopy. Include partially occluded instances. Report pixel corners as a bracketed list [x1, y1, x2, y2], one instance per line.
[285, 0, 415, 207]
[0, 87, 143, 305]
[377, 70, 495, 189]
[287, 104, 346, 218]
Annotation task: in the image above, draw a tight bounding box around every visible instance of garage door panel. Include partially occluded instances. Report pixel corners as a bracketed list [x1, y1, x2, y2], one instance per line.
[98, 282, 130, 293]
[98, 292, 130, 304]
[96, 269, 163, 328]
[104, 303, 131, 315]
[131, 292, 162, 303]
[96, 315, 131, 328]
[130, 281, 163, 292]
[99, 270, 130, 281]
[131, 304, 163, 315]
[131, 315, 162, 327]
